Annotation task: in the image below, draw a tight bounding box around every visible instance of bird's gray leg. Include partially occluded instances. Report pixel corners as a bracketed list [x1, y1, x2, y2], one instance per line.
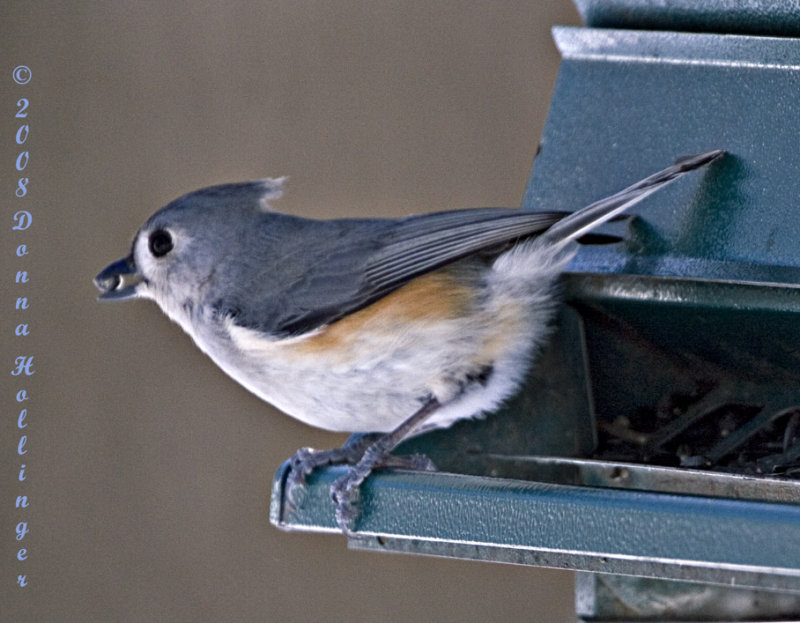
[331, 396, 442, 535]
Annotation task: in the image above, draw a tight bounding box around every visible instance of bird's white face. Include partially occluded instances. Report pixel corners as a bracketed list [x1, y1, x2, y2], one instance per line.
[131, 224, 208, 333]
[94, 219, 209, 342]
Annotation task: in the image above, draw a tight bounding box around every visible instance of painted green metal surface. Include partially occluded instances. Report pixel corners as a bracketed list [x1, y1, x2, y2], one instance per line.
[526, 27, 800, 278]
[575, 573, 800, 620]
[575, 0, 800, 37]
[271, 465, 800, 593]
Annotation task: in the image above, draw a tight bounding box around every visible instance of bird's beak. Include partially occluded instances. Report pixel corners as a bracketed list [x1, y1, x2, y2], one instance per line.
[94, 255, 143, 301]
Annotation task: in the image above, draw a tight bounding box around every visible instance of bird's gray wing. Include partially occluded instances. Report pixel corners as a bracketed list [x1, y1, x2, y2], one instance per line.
[232, 208, 565, 337]
[362, 208, 564, 299]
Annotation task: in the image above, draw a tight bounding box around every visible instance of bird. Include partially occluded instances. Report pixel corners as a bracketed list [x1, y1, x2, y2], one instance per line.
[94, 149, 723, 533]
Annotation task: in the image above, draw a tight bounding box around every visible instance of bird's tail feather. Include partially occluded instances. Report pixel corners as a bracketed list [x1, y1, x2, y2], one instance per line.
[539, 149, 724, 250]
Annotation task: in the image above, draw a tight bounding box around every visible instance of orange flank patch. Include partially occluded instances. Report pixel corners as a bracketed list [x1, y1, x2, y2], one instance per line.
[293, 266, 476, 354]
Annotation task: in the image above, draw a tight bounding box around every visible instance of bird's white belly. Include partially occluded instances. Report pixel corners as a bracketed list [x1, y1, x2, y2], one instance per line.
[217, 312, 491, 432]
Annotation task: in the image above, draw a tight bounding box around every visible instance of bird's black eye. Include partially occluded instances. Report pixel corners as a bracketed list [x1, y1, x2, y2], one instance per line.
[148, 229, 173, 258]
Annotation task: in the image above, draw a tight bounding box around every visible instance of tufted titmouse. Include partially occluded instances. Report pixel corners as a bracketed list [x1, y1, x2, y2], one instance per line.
[95, 150, 722, 533]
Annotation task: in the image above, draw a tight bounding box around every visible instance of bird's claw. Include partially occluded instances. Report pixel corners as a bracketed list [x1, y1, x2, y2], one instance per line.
[284, 446, 333, 511]
[282, 438, 437, 535]
[331, 470, 364, 536]
[330, 453, 437, 535]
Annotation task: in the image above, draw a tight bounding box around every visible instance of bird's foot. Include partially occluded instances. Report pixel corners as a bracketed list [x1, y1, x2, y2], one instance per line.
[330, 451, 436, 535]
[284, 435, 377, 510]
[283, 435, 435, 535]
[285, 397, 442, 535]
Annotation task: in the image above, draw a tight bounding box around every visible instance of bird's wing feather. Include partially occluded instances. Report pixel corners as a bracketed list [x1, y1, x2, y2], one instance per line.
[365, 209, 564, 293]
[231, 208, 564, 337]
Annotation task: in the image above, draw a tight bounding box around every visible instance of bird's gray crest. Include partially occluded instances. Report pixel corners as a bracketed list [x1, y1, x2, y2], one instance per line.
[160, 177, 287, 216]
[252, 177, 286, 211]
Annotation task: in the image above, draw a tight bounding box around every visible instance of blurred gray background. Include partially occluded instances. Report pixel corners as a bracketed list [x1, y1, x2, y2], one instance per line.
[2, 2, 583, 621]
